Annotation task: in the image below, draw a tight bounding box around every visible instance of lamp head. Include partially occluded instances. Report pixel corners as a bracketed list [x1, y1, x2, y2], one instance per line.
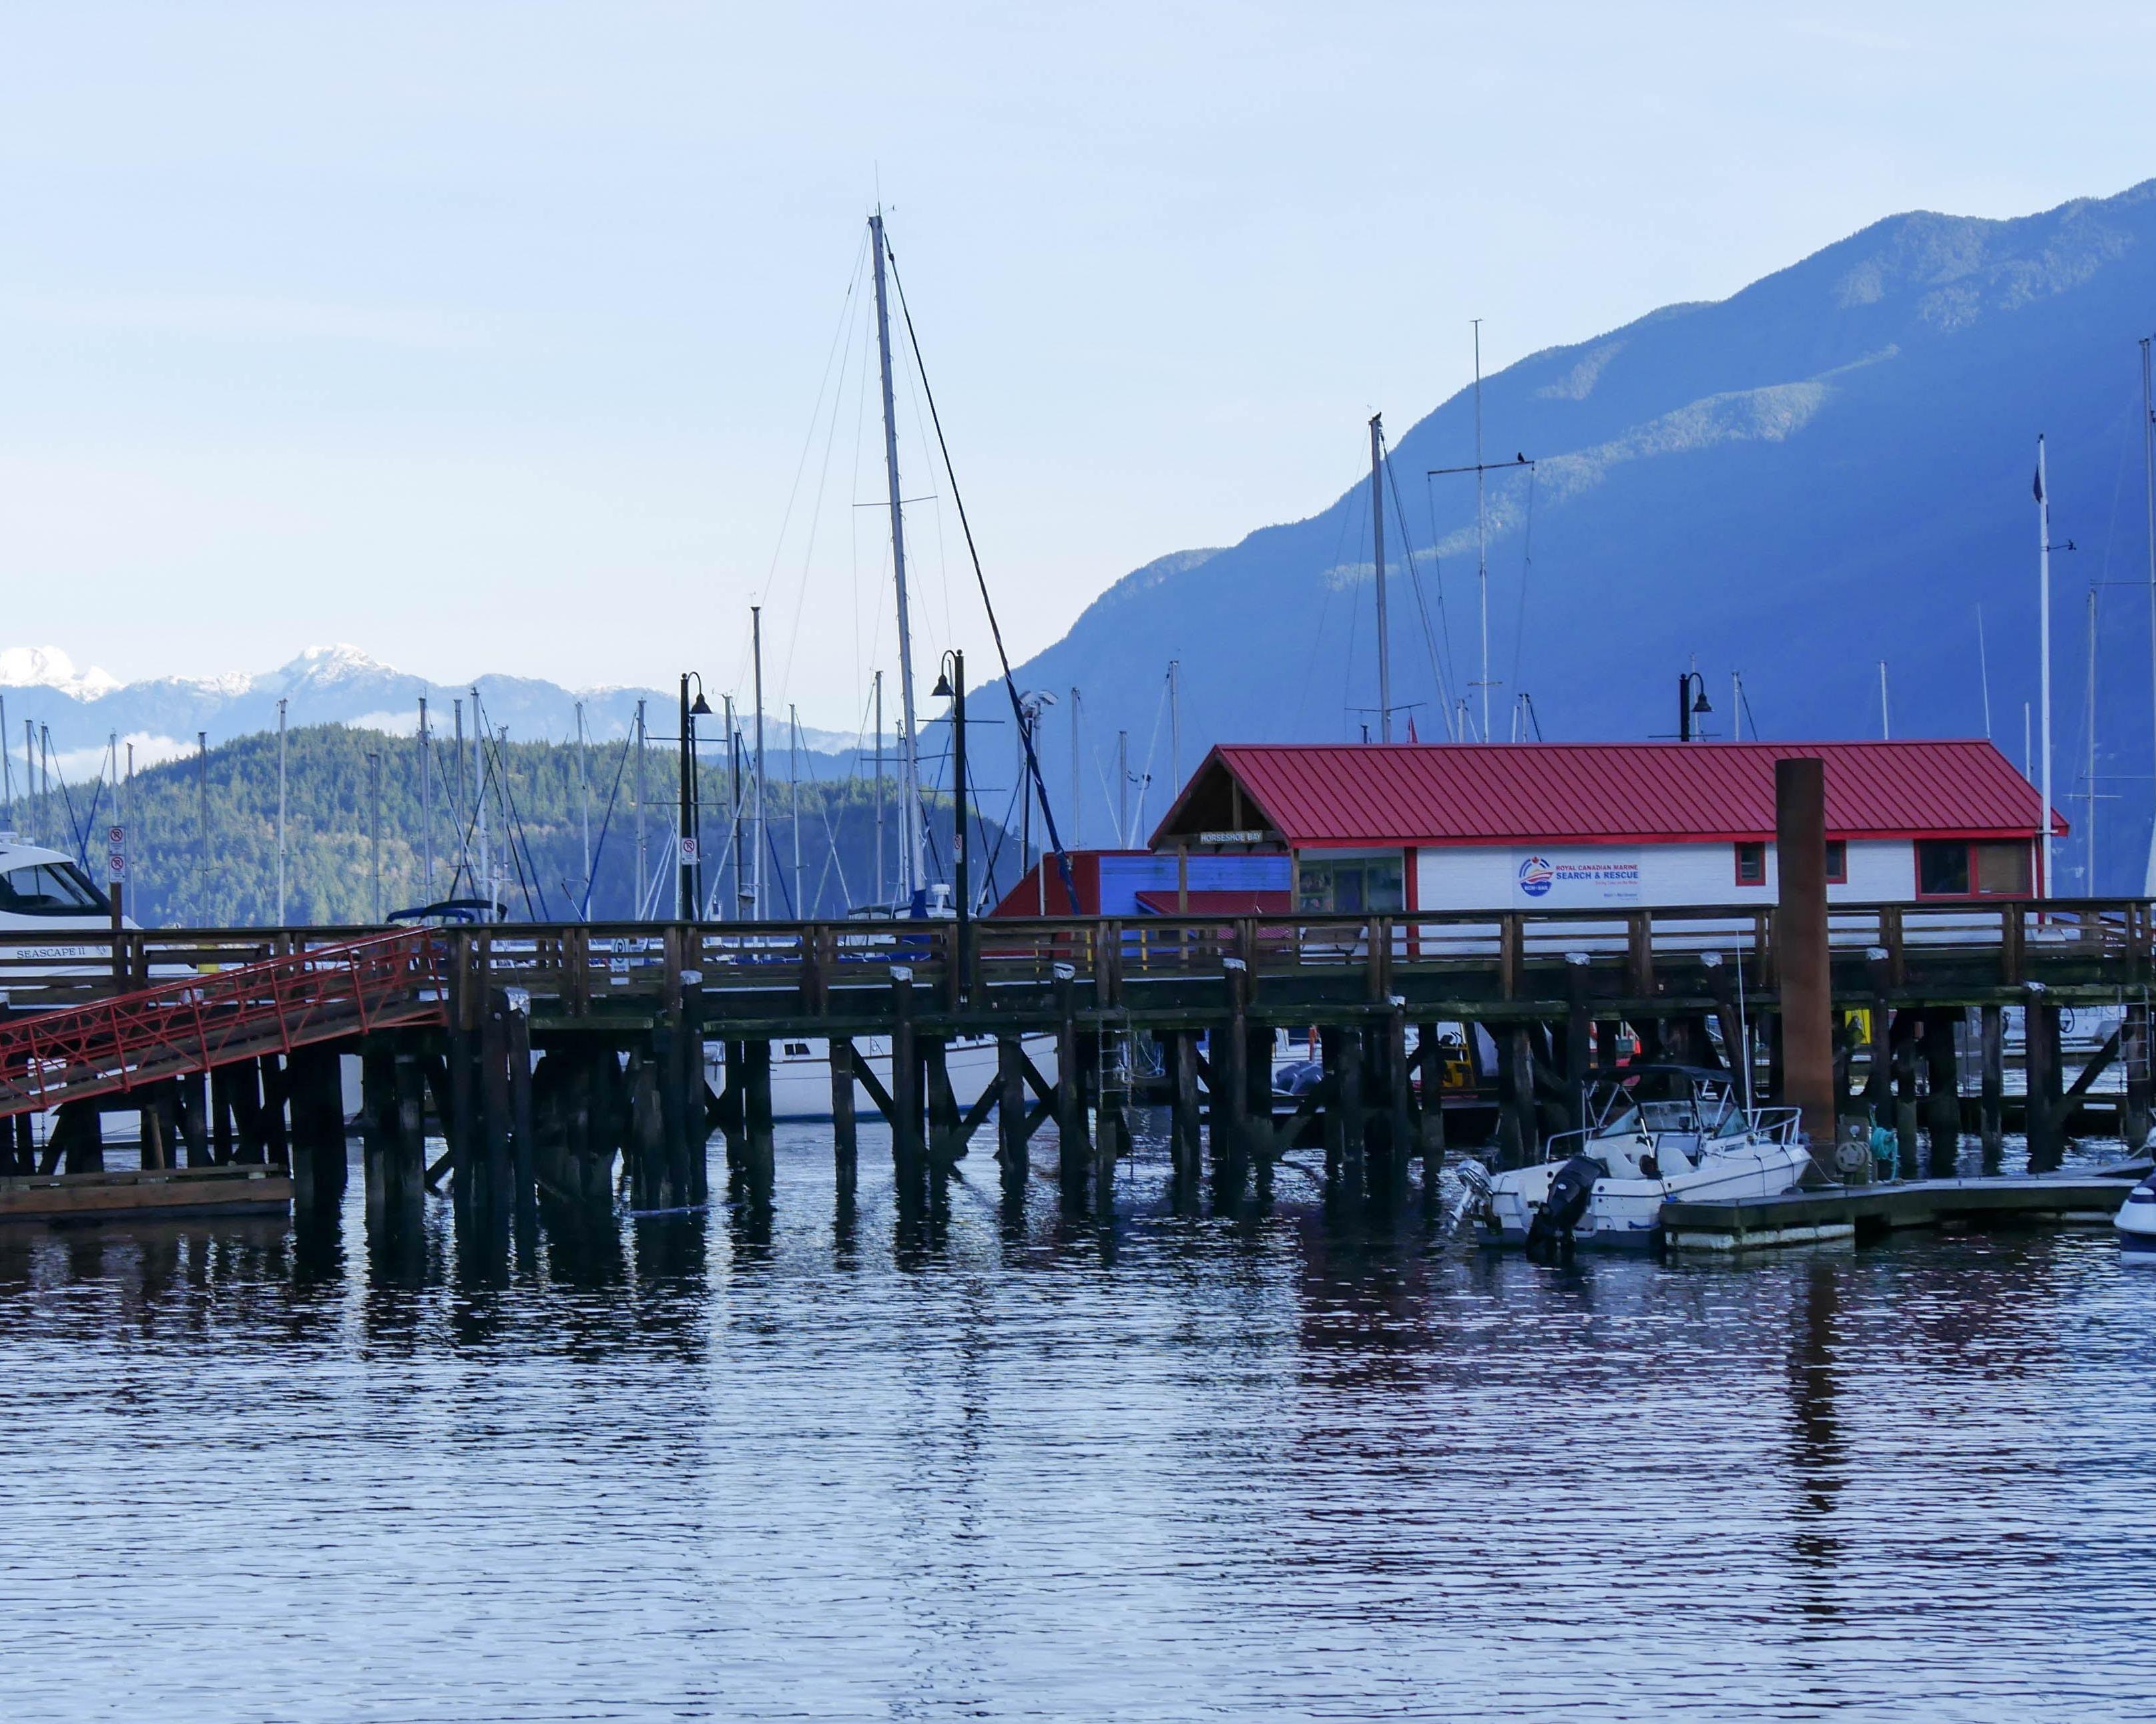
[690, 693, 713, 717]
[931, 671, 955, 699]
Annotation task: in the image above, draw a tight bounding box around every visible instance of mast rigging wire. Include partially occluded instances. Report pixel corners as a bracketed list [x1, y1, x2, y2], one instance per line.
[1382, 447, 1457, 737]
[880, 235, 1077, 904]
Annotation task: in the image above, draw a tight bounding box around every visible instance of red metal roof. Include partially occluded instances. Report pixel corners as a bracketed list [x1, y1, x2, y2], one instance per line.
[1151, 742, 2066, 848]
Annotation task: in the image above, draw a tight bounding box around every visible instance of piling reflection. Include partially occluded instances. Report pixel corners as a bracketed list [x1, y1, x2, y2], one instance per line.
[1785, 1255, 1845, 1621]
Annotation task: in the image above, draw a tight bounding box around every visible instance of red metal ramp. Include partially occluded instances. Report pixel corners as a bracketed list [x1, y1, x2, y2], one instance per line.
[0, 930, 447, 1119]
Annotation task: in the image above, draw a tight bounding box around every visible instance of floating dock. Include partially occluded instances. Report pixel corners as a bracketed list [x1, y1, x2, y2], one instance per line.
[1662, 1172, 2135, 1253]
[0, 1163, 294, 1225]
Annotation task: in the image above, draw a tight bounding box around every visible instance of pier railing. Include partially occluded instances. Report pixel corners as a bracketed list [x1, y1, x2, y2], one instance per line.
[0, 900, 2146, 1027]
[0, 930, 445, 1117]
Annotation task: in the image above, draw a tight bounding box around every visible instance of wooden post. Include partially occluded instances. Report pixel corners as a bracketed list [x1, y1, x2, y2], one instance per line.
[2025, 989, 2063, 1173]
[1384, 1004, 1412, 1196]
[924, 1037, 959, 1163]
[210, 1066, 235, 1163]
[53, 1099, 103, 1174]
[174, 1071, 210, 1167]
[1093, 1025, 1123, 1210]
[448, 1019, 479, 1223]
[1053, 963, 1087, 1189]
[1214, 960, 1251, 1166]
[1169, 1030, 1203, 1195]
[256, 1055, 289, 1168]
[741, 1038, 774, 1193]
[629, 1049, 665, 1212]
[996, 1035, 1029, 1185]
[1979, 1003, 2006, 1166]
[1862, 950, 1892, 1120]
[1891, 1014, 1919, 1180]
[830, 1039, 859, 1200]
[288, 1043, 348, 1213]
[1505, 1025, 1539, 1169]
[890, 967, 924, 1180]
[1924, 1009, 1962, 1179]
[479, 995, 515, 1239]
[362, 1048, 426, 1248]
[1318, 1025, 1348, 1179]
[1565, 954, 1595, 1130]
[2125, 1002, 2153, 1153]
[1416, 1021, 1447, 1199]
[1774, 756, 1838, 1177]
[507, 999, 537, 1227]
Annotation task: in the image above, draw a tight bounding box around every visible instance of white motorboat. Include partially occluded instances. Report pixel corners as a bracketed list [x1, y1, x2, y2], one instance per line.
[2114, 1171, 2156, 1263]
[1463, 1065, 1810, 1253]
[704, 1033, 1060, 1124]
[0, 835, 137, 1008]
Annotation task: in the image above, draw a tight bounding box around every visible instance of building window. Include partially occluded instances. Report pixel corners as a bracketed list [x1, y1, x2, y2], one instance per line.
[1733, 842, 1766, 886]
[1916, 840, 2031, 898]
[1825, 840, 1848, 884]
[1297, 856, 1404, 914]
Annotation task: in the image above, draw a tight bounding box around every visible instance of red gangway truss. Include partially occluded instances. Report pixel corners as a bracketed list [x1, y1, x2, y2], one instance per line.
[0, 930, 447, 1119]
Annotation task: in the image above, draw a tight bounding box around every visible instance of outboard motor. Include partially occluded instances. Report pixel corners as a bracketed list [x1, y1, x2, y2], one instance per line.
[1525, 1155, 1604, 1261]
[1447, 1159, 1493, 1236]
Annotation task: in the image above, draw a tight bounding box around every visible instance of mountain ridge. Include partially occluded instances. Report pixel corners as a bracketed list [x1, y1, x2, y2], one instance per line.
[1009, 178, 2156, 893]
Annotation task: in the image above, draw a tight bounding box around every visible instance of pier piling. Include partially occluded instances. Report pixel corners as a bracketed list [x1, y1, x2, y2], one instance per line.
[1980, 1004, 2006, 1167]
[1924, 1010, 1962, 1177]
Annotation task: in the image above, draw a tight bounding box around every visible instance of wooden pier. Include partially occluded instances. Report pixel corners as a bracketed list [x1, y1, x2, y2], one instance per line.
[0, 897, 2149, 1248]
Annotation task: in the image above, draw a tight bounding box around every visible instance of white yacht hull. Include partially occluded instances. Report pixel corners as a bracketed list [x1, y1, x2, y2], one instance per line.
[2114, 1179, 2156, 1263]
[1483, 1141, 1812, 1249]
[703, 1033, 1060, 1124]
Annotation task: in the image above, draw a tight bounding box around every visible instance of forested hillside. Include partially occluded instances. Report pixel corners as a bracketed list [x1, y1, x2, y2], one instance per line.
[1, 724, 1026, 927]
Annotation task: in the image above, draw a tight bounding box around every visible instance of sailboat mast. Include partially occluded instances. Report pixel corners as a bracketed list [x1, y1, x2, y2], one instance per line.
[752, 604, 766, 921]
[1370, 412, 1391, 742]
[1978, 606, 1992, 739]
[870, 211, 926, 900]
[2087, 585, 2099, 891]
[634, 699, 647, 919]
[2142, 336, 2156, 896]
[1168, 660, 1181, 788]
[2038, 437, 2054, 899]
[472, 687, 489, 918]
[872, 671, 884, 906]
[1070, 687, 1082, 850]
[276, 697, 288, 923]
[1473, 319, 1489, 744]
[419, 695, 433, 894]
[575, 699, 592, 912]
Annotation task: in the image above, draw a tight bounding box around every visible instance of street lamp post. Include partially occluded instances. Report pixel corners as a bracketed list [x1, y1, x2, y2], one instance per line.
[679, 673, 712, 920]
[1677, 671, 1713, 743]
[932, 650, 967, 986]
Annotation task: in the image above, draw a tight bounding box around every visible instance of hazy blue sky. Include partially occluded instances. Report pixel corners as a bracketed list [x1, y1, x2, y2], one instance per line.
[3, 1, 2151, 725]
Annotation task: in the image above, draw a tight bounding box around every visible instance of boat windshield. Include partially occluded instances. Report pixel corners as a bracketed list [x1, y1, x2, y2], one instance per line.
[1585, 1071, 1744, 1140]
[0, 860, 109, 917]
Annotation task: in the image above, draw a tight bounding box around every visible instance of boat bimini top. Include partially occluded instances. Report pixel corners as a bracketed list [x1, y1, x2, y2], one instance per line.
[0, 838, 115, 927]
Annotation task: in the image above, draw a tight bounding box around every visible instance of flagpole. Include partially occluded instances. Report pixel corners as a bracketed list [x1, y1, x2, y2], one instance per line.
[2038, 435, 2054, 900]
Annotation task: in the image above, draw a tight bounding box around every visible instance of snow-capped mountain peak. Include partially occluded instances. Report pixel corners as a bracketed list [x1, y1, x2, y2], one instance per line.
[276, 644, 400, 688]
[0, 645, 121, 701]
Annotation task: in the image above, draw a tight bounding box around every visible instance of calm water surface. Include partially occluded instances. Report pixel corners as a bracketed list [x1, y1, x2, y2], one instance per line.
[1, 1121, 2149, 1722]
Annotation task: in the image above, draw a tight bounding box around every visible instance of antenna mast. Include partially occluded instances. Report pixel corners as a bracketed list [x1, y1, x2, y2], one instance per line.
[1474, 320, 1489, 742]
[2038, 437, 2054, 899]
[2142, 337, 2156, 896]
[870, 211, 925, 900]
[1370, 414, 1392, 741]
